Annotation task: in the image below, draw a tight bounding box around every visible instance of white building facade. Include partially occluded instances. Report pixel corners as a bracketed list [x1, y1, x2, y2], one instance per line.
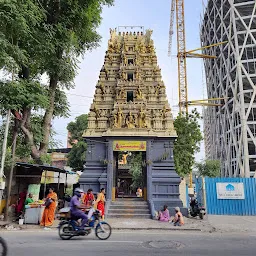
[201, 0, 256, 177]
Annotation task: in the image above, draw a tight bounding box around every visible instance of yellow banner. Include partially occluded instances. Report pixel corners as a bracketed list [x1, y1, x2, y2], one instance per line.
[113, 141, 146, 151]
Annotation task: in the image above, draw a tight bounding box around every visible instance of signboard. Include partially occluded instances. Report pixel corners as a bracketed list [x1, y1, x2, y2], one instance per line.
[216, 183, 245, 199]
[41, 171, 54, 184]
[28, 184, 41, 201]
[113, 141, 146, 151]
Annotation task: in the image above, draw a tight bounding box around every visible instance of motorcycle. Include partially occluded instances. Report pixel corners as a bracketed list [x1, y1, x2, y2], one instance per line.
[58, 207, 112, 240]
[189, 198, 206, 219]
[0, 237, 7, 256]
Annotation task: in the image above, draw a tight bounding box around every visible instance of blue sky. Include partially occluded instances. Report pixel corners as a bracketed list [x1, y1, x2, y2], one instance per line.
[53, 0, 207, 160]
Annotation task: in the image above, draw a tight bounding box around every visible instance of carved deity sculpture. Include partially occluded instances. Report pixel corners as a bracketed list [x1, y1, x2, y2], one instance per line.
[161, 106, 169, 119]
[96, 87, 102, 95]
[92, 105, 100, 118]
[113, 115, 118, 128]
[135, 68, 142, 80]
[123, 41, 129, 52]
[136, 86, 143, 99]
[126, 111, 135, 129]
[118, 86, 126, 99]
[105, 85, 111, 94]
[121, 70, 127, 80]
[116, 107, 124, 128]
[135, 56, 141, 66]
[145, 29, 153, 43]
[123, 56, 128, 66]
[110, 28, 117, 41]
[98, 82, 105, 94]
[138, 107, 146, 128]
[139, 42, 147, 54]
[155, 84, 162, 95]
[147, 40, 155, 54]
[135, 41, 139, 52]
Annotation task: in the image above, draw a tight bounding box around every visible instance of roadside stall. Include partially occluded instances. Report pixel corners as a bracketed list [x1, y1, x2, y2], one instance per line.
[15, 162, 76, 224]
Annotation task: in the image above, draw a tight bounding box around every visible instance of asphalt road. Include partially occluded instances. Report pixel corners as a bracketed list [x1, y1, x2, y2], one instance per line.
[1, 229, 256, 256]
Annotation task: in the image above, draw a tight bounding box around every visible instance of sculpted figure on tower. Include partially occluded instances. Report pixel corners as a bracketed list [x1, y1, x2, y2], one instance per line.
[84, 28, 176, 137]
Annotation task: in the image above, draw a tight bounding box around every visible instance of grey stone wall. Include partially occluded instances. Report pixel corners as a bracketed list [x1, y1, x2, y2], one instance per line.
[79, 139, 108, 194]
[79, 136, 188, 217]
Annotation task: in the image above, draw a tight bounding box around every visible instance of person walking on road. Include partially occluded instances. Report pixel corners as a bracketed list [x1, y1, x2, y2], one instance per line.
[40, 188, 58, 230]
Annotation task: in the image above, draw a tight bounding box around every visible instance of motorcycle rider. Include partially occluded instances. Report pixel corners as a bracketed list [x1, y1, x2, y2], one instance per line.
[70, 188, 88, 232]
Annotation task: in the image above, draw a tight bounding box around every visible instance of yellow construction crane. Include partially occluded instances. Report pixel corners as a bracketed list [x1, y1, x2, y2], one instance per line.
[169, 0, 227, 113]
[168, 0, 227, 189]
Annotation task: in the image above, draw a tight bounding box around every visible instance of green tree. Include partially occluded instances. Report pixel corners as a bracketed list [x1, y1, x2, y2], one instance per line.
[129, 152, 144, 190]
[67, 141, 87, 171]
[0, 115, 60, 164]
[0, 0, 114, 162]
[67, 114, 88, 170]
[173, 109, 203, 177]
[195, 159, 221, 177]
[67, 114, 88, 143]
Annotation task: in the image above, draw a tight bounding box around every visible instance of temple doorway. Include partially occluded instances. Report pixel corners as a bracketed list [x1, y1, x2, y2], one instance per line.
[113, 151, 147, 199]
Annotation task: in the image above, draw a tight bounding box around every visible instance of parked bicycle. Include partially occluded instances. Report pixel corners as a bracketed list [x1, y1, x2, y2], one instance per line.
[0, 237, 7, 256]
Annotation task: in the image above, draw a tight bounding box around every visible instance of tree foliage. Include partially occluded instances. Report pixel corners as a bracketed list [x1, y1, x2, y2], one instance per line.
[129, 152, 144, 190]
[67, 114, 88, 143]
[0, 115, 60, 165]
[67, 141, 87, 171]
[0, 0, 114, 162]
[173, 109, 203, 177]
[67, 114, 88, 170]
[195, 159, 221, 177]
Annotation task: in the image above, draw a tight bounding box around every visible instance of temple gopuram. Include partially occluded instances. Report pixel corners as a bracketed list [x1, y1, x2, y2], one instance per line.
[79, 27, 186, 217]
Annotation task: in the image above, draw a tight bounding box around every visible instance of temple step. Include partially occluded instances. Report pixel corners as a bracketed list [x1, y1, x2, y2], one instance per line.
[107, 198, 151, 219]
[107, 213, 151, 219]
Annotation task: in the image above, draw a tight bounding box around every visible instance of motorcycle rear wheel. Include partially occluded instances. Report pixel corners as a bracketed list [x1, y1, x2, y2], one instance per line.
[59, 223, 74, 240]
[0, 237, 7, 256]
[95, 222, 112, 240]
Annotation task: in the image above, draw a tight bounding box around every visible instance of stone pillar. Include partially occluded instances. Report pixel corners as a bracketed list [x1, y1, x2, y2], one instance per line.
[146, 140, 153, 201]
[106, 140, 113, 201]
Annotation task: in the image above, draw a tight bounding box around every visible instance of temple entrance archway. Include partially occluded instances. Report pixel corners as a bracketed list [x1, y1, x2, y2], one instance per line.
[112, 140, 147, 200]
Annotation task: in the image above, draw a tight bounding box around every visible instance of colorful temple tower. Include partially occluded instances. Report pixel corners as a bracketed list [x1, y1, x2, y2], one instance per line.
[80, 27, 186, 217]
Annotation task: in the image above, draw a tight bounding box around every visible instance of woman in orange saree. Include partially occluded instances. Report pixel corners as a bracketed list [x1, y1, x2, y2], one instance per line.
[95, 188, 105, 220]
[40, 188, 58, 229]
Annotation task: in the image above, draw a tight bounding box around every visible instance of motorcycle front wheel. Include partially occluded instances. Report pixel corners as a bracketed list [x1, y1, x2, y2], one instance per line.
[95, 222, 112, 240]
[0, 237, 7, 256]
[199, 212, 204, 219]
[59, 222, 74, 240]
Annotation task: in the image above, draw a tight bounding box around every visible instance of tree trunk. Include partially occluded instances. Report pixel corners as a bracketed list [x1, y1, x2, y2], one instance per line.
[4, 119, 18, 221]
[39, 76, 58, 155]
[19, 108, 40, 161]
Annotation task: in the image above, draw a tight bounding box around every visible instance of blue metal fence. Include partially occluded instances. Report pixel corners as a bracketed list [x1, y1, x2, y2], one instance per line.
[204, 177, 256, 215]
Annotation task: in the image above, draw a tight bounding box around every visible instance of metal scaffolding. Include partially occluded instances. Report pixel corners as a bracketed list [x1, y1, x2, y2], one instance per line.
[201, 0, 256, 177]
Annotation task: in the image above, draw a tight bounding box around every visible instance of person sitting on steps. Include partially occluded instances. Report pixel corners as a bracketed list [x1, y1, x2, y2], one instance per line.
[158, 205, 171, 222]
[172, 207, 184, 226]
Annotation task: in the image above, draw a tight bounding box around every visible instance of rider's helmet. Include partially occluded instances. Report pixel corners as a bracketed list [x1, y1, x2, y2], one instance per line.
[74, 188, 84, 198]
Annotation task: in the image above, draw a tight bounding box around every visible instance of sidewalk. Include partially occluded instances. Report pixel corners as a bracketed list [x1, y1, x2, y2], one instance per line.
[0, 217, 213, 232]
[207, 215, 256, 233]
[3, 215, 256, 233]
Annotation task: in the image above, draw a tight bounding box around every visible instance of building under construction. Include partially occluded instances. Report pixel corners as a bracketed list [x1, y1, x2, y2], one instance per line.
[201, 0, 256, 178]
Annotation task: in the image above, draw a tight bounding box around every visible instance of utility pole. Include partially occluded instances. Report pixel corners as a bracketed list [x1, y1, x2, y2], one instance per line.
[0, 110, 11, 204]
[4, 120, 18, 221]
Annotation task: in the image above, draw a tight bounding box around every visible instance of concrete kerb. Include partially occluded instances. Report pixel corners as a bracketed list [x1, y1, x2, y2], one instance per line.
[0, 218, 212, 232]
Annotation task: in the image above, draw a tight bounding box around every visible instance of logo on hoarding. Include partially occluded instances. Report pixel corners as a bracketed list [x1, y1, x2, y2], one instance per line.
[216, 183, 245, 200]
[226, 184, 235, 191]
